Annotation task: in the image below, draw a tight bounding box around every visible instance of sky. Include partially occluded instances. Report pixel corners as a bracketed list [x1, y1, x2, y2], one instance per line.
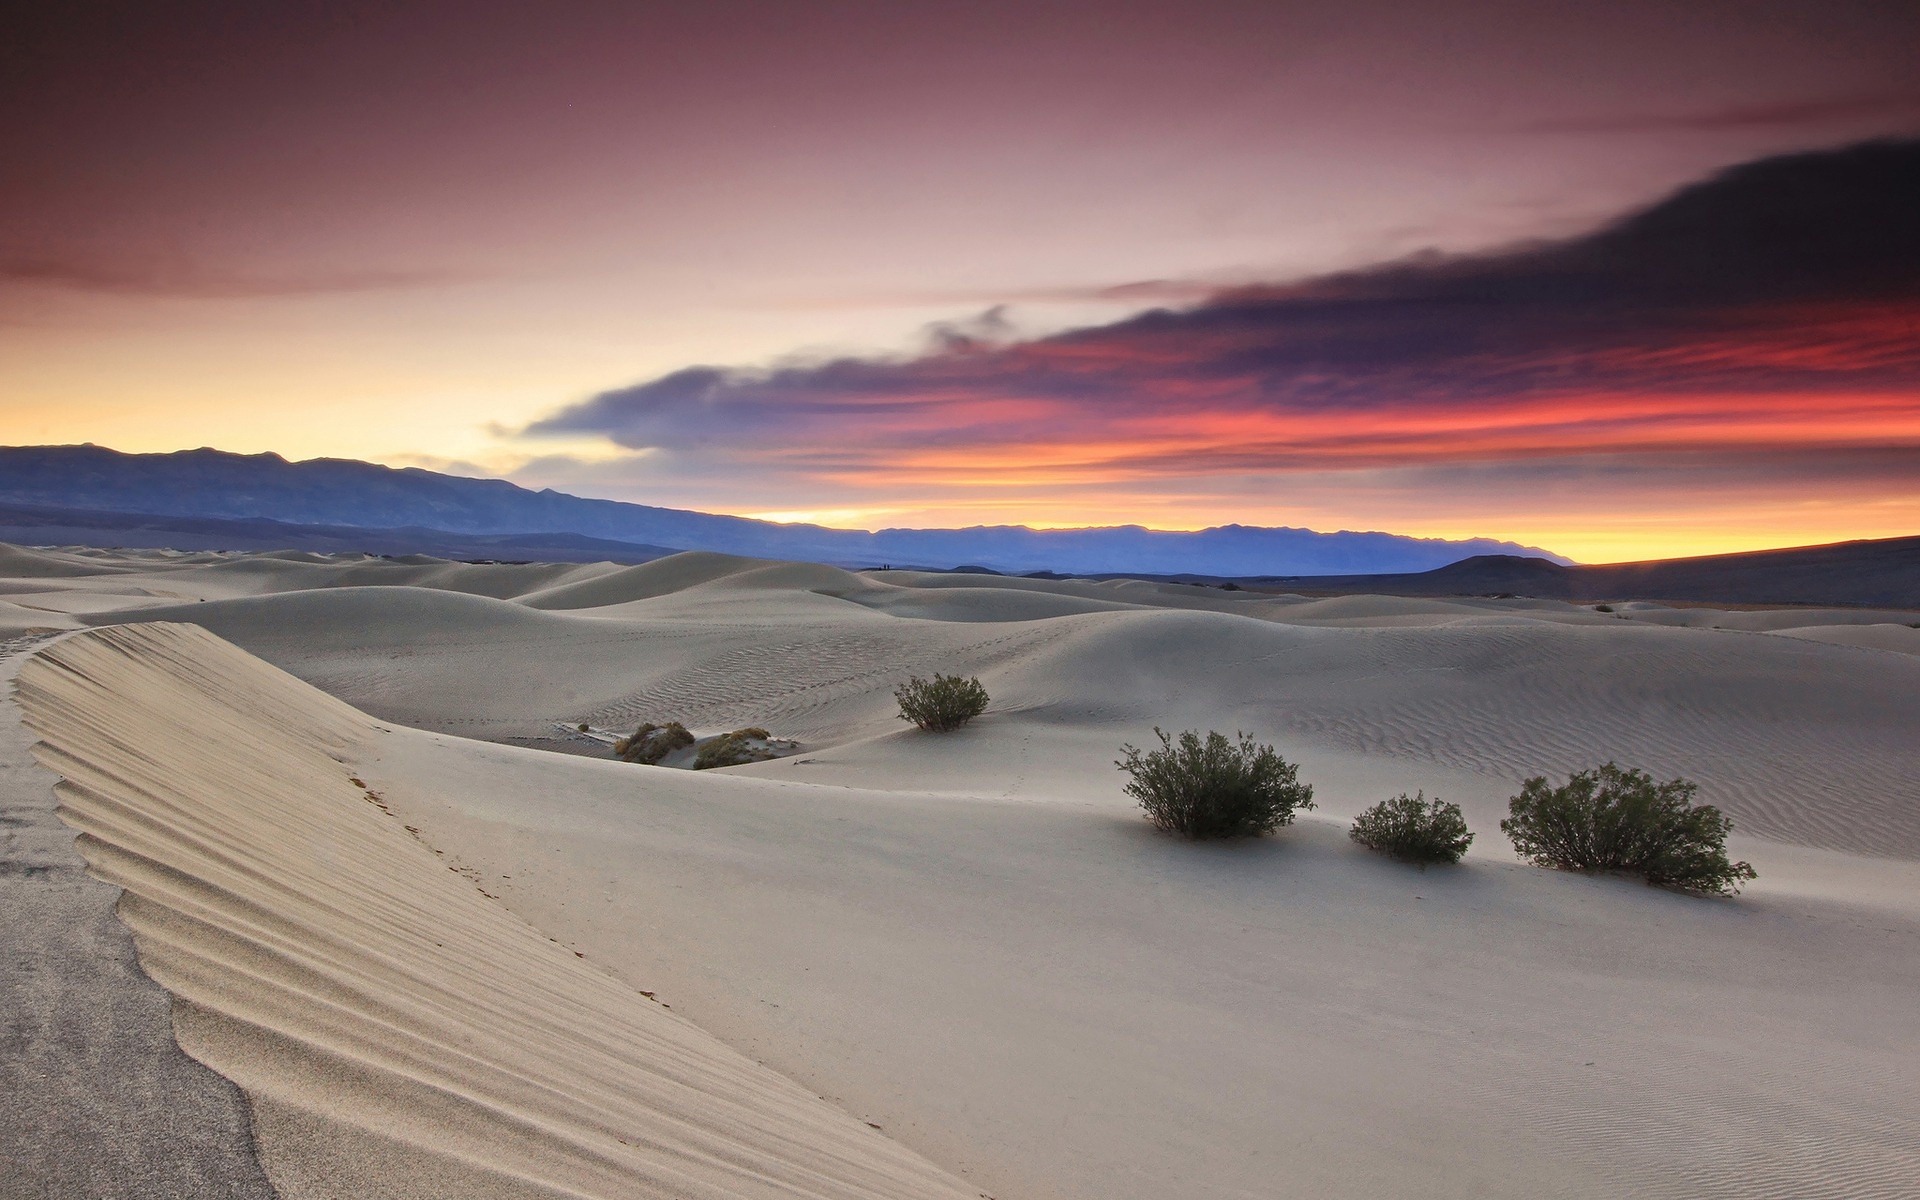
[4, 0, 1918, 562]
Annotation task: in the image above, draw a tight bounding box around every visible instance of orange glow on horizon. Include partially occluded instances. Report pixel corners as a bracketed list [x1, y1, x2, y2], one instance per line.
[828, 389, 1920, 484]
[697, 474, 1919, 566]
[11, 290, 1915, 569]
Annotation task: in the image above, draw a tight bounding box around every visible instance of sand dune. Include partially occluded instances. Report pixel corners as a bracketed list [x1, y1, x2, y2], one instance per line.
[517, 553, 778, 609]
[1768, 622, 1920, 655]
[10, 544, 1920, 1198]
[0, 543, 135, 579]
[1, 632, 278, 1200]
[362, 729, 1920, 1200]
[18, 623, 982, 1200]
[28, 546, 1919, 857]
[0, 599, 81, 636]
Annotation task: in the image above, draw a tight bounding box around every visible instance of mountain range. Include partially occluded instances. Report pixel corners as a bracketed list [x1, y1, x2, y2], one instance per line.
[0, 445, 1564, 575]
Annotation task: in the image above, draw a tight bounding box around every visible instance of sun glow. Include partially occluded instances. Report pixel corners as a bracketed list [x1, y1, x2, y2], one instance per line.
[740, 508, 903, 527]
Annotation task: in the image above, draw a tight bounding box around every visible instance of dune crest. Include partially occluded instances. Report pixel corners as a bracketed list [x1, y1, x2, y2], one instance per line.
[17, 623, 981, 1200]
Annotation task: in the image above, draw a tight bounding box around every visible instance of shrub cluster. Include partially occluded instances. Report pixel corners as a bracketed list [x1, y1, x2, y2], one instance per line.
[693, 728, 777, 770]
[1350, 792, 1473, 864]
[1500, 763, 1756, 895]
[614, 721, 694, 765]
[895, 674, 990, 732]
[1118, 728, 1314, 839]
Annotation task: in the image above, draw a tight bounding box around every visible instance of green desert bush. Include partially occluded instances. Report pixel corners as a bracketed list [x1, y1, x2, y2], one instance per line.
[1500, 763, 1756, 895]
[615, 721, 694, 765]
[895, 673, 990, 732]
[1350, 791, 1473, 864]
[1118, 728, 1314, 839]
[692, 728, 776, 770]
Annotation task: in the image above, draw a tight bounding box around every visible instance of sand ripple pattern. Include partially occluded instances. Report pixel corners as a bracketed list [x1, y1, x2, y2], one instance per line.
[1513, 1045, 1920, 1200]
[1245, 625, 1920, 858]
[18, 624, 983, 1200]
[590, 622, 1069, 739]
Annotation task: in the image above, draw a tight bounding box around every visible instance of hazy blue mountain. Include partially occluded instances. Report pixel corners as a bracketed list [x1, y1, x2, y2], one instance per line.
[0, 501, 678, 564]
[0, 444, 1568, 574]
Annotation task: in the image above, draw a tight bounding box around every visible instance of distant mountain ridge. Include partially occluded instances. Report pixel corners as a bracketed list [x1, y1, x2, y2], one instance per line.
[0, 444, 1565, 575]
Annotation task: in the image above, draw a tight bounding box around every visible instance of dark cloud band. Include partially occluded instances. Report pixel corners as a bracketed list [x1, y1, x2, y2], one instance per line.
[526, 139, 1920, 491]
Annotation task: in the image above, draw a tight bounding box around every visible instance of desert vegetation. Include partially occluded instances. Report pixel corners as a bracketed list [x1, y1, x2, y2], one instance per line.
[611, 721, 794, 769]
[614, 721, 694, 765]
[1349, 792, 1474, 864]
[1118, 728, 1314, 839]
[895, 673, 990, 732]
[1500, 763, 1757, 895]
[693, 728, 779, 770]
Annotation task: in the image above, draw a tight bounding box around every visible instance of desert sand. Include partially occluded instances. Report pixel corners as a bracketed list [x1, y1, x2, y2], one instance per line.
[6, 542, 1919, 1199]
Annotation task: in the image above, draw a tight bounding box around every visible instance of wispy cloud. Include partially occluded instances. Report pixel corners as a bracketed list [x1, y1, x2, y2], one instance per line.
[1517, 91, 1920, 135]
[761, 278, 1232, 312]
[0, 255, 471, 298]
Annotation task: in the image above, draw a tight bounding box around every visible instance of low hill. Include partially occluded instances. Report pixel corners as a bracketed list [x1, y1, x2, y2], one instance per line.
[1254, 536, 1920, 608]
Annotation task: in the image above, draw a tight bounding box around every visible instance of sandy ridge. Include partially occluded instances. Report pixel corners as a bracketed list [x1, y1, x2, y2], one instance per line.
[17, 623, 984, 1200]
[1, 632, 277, 1200]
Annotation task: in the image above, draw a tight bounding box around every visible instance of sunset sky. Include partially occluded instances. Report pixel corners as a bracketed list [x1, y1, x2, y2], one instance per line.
[5, 1, 1918, 562]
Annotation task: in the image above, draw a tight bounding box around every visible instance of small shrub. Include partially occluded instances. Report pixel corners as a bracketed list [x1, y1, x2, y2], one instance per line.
[1500, 763, 1756, 895]
[895, 674, 989, 732]
[1118, 728, 1314, 839]
[693, 728, 777, 770]
[577, 722, 590, 732]
[1593, 603, 1614, 613]
[1350, 792, 1473, 864]
[615, 721, 694, 765]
